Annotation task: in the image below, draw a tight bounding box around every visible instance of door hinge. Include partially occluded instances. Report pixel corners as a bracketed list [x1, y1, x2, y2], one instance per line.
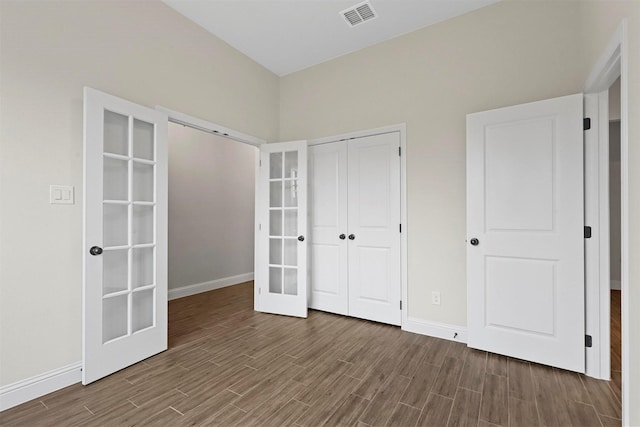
[259, 159, 262, 167]
[583, 118, 591, 131]
[400, 301, 402, 310]
[399, 224, 402, 233]
[259, 288, 261, 295]
[584, 226, 592, 239]
[585, 335, 592, 348]
[398, 146, 401, 156]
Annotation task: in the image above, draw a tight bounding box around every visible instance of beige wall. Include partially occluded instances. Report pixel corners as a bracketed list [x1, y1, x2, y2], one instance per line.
[0, 0, 278, 386]
[168, 123, 256, 290]
[280, 0, 586, 326]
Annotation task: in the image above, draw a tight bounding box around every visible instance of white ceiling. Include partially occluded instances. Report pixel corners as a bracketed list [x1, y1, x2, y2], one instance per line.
[162, 0, 500, 76]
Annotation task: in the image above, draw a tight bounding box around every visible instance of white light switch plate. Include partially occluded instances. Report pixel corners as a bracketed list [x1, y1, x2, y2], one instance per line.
[50, 185, 74, 204]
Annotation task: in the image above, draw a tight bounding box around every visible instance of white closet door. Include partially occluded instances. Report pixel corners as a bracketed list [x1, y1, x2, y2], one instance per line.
[83, 87, 168, 385]
[308, 142, 348, 315]
[347, 132, 402, 325]
[255, 141, 308, 318]
[467, 94, 585, 372]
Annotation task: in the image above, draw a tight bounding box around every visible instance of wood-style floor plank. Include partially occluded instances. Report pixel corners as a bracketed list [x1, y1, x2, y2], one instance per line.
[0, 281, 621, 427]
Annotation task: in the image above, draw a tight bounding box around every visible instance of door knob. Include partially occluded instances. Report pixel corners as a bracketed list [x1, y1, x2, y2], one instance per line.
[90, 246, 103, 256]
[348, 234, 355, 240]
[297, 235, 305, 242]
[470, 238, 479, 246]
[339, 234, 346, 240]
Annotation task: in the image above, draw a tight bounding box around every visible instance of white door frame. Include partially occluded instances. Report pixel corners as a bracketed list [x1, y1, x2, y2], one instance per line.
[582, 19, 629, 424]
[308, 124, 408, 328]
[154, 107, 265, 308]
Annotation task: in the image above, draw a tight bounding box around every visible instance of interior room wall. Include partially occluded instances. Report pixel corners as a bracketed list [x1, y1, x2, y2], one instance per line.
[280, 0, 586, 327]
[168, 123, 255, 291]
[0, 0, 278, 387]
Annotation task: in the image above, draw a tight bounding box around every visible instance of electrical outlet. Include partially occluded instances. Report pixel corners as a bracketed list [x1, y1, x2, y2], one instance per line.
[431, 291, 441, 305]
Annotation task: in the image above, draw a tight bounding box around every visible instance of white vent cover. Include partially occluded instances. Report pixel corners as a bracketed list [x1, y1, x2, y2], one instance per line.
[340, 1, 377, 27]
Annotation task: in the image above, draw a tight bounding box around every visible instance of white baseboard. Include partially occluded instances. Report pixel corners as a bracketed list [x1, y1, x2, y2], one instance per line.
[402, 317, 468, 343]
[610, 279, 621, 290]
[168, 272, 254, 301]
[0, 362, 81, 411]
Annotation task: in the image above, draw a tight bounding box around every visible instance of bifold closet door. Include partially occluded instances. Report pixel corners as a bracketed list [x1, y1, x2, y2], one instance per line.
[347, 133, 402, 326]
[308, 142, 348, 315]
[308, 132, 401, 325]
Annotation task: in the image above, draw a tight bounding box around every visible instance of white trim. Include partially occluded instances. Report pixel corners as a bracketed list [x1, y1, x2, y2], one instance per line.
[0, 363, 81, 411]
[307, 124, 408, 329]
[610, 280, 621, 291]
[155, 106, 266, 147]
[584, 92, 611, 380]
[168, 273, 254, 301]
[583, 19, 629, 425]
[403, 317, 468, 343]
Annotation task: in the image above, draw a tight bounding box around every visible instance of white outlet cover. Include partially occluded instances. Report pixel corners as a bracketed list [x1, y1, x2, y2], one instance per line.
[50, 185, 74, 205]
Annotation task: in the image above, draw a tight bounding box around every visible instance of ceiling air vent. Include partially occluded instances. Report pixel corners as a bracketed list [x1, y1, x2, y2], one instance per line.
[340, 1, 377, 27]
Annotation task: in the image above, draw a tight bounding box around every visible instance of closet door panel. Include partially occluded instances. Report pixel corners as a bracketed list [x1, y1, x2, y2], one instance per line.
[308, 143, 348, 315]
[348, 133, 401, 325]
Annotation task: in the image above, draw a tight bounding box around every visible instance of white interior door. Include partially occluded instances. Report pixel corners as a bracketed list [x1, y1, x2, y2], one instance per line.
[347, 133, 402, 326]
[308, 142, 348, 315]
[255, 141, 308, 318]
[467, 93, 585, 372]
[83, 87, 168, 385]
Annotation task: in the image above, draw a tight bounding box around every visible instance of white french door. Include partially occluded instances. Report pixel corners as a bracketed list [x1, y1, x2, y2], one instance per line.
[83, 88, 168, 385]
[466, 94, 585, 372]
[255, 141, 308, 318]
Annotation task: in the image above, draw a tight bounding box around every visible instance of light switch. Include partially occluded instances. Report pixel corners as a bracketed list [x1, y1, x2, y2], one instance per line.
[50, 185, 74, 205]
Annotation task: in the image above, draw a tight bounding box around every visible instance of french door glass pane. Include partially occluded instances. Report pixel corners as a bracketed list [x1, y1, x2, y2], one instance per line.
[133, 162, 154, 202]
[270, 181, 282, 207]
[133, 119, 154, 160]
[102, 249, 128, 295]
[269, 267, 282, 294]
[284, 151, 298, 178]
[103, 294, 128, 342]
[283, 268, 297, 295]
[103, 204, 128, 247]
[269, 238, 282, 264]
[132, 205, 154, 245]
[270, 152, 282, 178]
[132, 247, 154, 289]
[284, 181, 297, 207]
[103, 111, 128, 156]
[284, 210, 297, 236]
[284, 239, 297, 265]
[104, 158, 128, 201]
[132, 289, 154, 332]
[270, 210, 282, 236]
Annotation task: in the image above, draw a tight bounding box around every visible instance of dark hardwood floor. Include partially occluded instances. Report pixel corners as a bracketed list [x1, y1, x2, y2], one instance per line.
[0, 282, 622, 426]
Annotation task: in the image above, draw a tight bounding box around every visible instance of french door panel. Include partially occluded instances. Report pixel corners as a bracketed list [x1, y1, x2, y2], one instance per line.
[466, 93, 585, 372]
[256, 141, 308, 318]
[347, 133, 402, 326]
[308, 143, 348, 315]
[83, 87, 168, 385]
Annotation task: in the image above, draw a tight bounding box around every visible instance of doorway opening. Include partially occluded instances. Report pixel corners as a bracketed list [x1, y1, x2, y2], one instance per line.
[607, 76, 622, 401]
[157, 107, 265, 346]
